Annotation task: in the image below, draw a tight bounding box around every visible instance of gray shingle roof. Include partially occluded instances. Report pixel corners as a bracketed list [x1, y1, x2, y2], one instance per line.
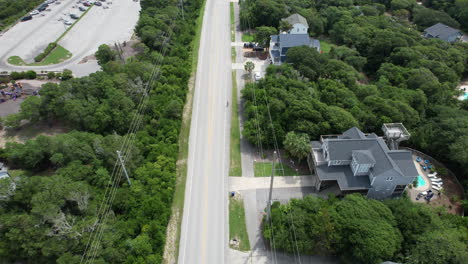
[353, 150, 375, 165]
[282, 14, 308, 27]
[276, 34, 312, 48]
[387, 151, 419, 178]
[311, 141, 322, 149]
[424, 23, 461, 41]
[315, 164, 371, 190]
[325, 127, 416, 178]
[339, 127, 366, 139]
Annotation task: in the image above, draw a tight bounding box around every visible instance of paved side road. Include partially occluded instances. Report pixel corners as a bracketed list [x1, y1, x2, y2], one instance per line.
[178, 0, 231, 263]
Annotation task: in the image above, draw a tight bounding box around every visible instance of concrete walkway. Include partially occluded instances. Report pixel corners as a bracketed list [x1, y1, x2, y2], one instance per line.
[232, 1, 257, 178]
[229, 176, 315, 191]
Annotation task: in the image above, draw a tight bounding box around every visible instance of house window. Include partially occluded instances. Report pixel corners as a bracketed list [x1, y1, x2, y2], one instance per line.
[386, 177, 393, 181]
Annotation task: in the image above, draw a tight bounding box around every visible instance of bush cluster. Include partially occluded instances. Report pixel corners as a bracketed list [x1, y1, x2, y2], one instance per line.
[34, 42, 57, 62]
[10, 70, 37, 80]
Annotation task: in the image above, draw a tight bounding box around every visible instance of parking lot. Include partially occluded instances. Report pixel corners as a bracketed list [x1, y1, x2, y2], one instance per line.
[0, 0, 140, 76]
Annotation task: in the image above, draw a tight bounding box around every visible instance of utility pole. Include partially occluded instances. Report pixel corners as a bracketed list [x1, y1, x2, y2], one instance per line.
[116, 150, 132, 186]
[266, 151, 276, 221]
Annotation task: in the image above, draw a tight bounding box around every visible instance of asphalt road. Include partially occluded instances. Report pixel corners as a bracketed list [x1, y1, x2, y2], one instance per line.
[178, 0, 231, 263]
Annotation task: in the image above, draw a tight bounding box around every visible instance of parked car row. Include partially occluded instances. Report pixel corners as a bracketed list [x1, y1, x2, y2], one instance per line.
[22, 1, 60, 22]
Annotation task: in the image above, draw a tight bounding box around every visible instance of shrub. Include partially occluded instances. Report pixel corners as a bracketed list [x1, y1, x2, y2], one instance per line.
[10, 72, 25, 80]
[34, 42, 57, 62]
[61, 69, 73, 80]
[25, 70, 37, 79]
[47, 72, 56, 79]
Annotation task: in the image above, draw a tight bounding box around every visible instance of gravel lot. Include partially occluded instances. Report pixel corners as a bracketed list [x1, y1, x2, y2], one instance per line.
[0, 0, 140, 76]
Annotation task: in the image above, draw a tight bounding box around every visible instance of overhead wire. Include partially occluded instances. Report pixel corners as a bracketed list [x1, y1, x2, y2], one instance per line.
[80, 5, 182, 263]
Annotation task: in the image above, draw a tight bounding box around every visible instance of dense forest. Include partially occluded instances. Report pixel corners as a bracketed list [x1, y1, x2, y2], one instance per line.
[240, 0, 468, 196]
[0, 0, 43, 30]
[264, 194, 468, 264]
[0, 0, 203, 262]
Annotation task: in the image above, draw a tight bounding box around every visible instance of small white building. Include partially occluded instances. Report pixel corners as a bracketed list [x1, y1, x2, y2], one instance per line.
[282, 14, 308, 34]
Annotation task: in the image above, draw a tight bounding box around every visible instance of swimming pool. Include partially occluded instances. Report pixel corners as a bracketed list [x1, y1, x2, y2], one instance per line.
[417, 175, 426, 187]
[464, 92, 468, 100]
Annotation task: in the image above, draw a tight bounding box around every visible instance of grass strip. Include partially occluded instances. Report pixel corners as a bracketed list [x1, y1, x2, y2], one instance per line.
[254, 162, 301, 177]
[229, 196, 251, 251]
[163, 1, 206, 263]
[230, 2, 235, 42]
[231, 46, 236, 61]
[7, 44, 72, 66]
[242, 32, 254, 42]
[56, 5, 93, 42]
[229, 70, 242, 176]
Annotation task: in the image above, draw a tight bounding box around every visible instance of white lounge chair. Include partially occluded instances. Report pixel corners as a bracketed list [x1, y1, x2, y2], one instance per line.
[432, 182, 443, 187]
[428, 172, 438, 177]
[432, 177, 442, 181]
[432, 185, 442, 191]
[428, 174, 437, 178]
[432, 179, 443, 183]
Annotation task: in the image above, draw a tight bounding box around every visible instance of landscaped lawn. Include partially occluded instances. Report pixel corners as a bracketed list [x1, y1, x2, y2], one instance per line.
[320, 40, 332, 53]
[7, 56, 26, 66]
[7, 45, 72, 66]
[229, 196, 250, 251]
[242, 32, 255, 42]
[229, 71, 242, 176]
[254, 161, 301, 177]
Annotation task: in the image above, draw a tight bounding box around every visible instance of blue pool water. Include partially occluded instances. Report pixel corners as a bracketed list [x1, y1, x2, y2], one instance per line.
[464, 92, 468, 100]
[417, 175, 426, 187]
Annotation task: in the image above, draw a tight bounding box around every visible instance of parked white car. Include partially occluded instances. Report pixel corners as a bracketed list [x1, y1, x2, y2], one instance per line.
[30, 10, 40, 15]
[63, 20, 72, 25]
[254, 72, 261, 81]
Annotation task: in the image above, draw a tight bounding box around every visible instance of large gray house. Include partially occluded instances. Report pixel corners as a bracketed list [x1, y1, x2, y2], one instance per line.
[307, 124, 418, 200]
[423, 23, 462, 43]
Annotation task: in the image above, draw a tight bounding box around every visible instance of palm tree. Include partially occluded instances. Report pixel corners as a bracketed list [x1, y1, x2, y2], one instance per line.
[244, 61, 255, 77]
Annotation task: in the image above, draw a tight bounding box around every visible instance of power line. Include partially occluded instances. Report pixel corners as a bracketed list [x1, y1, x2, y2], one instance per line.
[262, 91, 302, 264]
[251, 83, 277, 264]
[80, 8, 181, 264]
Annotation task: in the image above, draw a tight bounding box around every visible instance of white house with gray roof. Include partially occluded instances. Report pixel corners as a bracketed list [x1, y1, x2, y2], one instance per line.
[423, 23, 462, 43]
[281, 14, 308, 34]
[269, 34, 320, 64]
[269, 13, 320, 65]
[307, 125, 418, 199]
